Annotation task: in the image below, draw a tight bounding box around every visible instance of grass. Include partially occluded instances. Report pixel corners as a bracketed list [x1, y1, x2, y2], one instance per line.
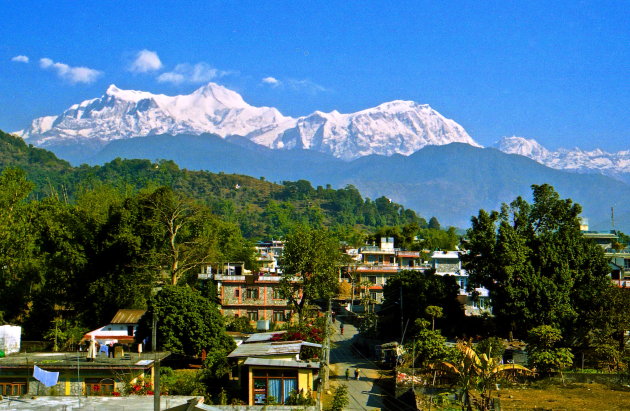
[497, 382, 630, 410]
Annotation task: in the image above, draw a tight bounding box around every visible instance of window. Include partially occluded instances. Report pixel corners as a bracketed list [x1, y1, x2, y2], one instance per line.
[234, 289, 240, 298]
[370, 291, 378, 301]
[252, 370, 298, 405]
[272, 288, 282, 299]
[0, 380, 27, 396]
[368, 276, 377, 284]
[624, 259, 630, 270]
[273, 310, 286, 322]
[248, 310, 259, 321]
[246, 288, 259, 299]
[85, 378, 115, 395]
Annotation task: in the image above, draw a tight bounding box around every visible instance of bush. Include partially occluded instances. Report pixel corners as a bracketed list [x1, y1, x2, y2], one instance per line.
[328, 385, 349, 411]
[160, 367, 205, 395]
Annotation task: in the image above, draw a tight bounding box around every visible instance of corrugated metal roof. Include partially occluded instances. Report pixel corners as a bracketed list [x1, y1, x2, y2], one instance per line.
[227, 340, 322, 358]
[110, 309, 146, 324]
[243, 357, 320, 369]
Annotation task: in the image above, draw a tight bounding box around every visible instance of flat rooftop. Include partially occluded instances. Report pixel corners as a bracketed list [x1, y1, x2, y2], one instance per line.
[0, 352, 170, 369]
[0, 395, 198, 410]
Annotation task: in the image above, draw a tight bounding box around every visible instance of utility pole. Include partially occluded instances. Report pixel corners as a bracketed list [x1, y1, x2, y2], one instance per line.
[400, 286, 404, 343]
[152, 312, 161, 411]
[322, 298, 332, 389]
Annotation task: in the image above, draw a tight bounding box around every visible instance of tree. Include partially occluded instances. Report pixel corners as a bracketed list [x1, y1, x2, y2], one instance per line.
[426, 305, 443, 331]
[279, 226, 341, 323]
[428, 216, 441, 230]
[433, 340, 532, 411]
[527, 325, 574, 381]
[380, 269, 463, 339]
[328, 384, 349, 411]
[462, 184, 611, 340]
[138, 187, 224, 285]
[406, 319, 453, 367]
[0, 168, 41, 325]
[136, 286, 235, 359]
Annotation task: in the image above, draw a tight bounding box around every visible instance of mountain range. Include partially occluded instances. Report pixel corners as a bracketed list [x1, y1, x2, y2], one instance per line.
[12, 83, 630, 231]
[495, 136, 630, 184]
[17, 83, 477, 163]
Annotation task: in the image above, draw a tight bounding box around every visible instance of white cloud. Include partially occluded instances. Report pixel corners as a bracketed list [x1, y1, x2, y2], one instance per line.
[262, 76, 281, 86]
[157, 62, 228, 84]
[39, 57, 102, 84]
[287, 79, 329, 93]
[129, 49, 162, 73]
[11, 55, 29, 63]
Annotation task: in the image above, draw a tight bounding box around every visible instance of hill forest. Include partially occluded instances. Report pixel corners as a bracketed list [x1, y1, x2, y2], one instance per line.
[0, 128, 455, 339]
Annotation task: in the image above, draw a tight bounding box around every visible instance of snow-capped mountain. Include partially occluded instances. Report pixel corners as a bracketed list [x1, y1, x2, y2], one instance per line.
[263, 100, 478, 160]
[496, 136, 630, 182]
[16, 83, 479, 162]
[19, 83, 294, 148]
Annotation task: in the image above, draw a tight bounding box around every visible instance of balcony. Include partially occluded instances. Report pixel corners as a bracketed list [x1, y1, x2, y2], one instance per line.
[213, 275, 246, 281]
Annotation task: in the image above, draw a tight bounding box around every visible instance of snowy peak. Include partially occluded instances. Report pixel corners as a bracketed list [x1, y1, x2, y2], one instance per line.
[18, 83, 293, 147]
[17, 82, 480, 162]
[495, 136, 630, 180]
[261, 100, 479, 160]
[495, 136, 551, 162]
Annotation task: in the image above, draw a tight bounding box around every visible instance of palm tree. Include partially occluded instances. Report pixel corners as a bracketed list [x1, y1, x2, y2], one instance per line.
[431, 340, 533, 411]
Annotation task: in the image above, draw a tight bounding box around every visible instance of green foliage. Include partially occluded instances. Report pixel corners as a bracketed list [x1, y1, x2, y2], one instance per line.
[428, 216, 441, 230]
[426, 305, 443, 331]
[279, 226, 342, 323]
[463, 184, 611, 341]
[433, 340, 533, 411]
[475, 337, 505, 360]
[136, 286, 235, 359]
[159, 368, 206, 395]
[380, 269, 464, 338]
[225, 315, 255, 333]
[286, 388, 316, 405]
[527, 325, 574, 373]
[328, 384, 349, 411]
[407, 319, 454, 367]
[42, 318, 88, 352]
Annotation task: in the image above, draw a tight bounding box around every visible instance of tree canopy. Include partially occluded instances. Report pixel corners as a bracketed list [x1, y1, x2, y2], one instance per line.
[279, 225, 342, 323]
[136, 285, 235, 358]
[380, 269, 464, 339]
[462, 184, 611, 340]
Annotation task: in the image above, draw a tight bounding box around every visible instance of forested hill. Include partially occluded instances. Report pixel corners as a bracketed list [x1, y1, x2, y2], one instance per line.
[0, 129, 425, 238]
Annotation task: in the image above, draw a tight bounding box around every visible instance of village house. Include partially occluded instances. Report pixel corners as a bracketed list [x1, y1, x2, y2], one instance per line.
[255, 240, 285, 275]
[582, 228, 630, 287]
[0, 350, 168, 396]
[430, 250, 491, 316]
[83, 309, 146, 346]
[203, 262, 294, 326]
[347, 237, 429, 305]
[226, 331, 320, 405]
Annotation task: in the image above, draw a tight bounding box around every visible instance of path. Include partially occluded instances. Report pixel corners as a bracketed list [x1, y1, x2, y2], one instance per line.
[328, 318, 387, 410]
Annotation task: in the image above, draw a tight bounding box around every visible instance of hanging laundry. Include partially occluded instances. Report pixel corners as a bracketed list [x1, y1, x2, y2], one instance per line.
[33, 365, 59, 387]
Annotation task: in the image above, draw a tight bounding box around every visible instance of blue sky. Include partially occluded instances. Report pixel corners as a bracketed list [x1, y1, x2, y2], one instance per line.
[1, 1, 628, 151]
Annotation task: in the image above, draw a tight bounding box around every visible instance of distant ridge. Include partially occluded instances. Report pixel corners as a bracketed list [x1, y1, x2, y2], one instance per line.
[85, 133, 630, 232]
[496, 136, 630, 184]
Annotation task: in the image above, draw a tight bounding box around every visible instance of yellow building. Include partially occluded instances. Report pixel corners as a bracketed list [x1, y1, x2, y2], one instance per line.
[226, 338, 320, 405]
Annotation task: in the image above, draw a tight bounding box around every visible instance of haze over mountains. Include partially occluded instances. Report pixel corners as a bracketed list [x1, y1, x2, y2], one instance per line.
[12, 83, 630, 231]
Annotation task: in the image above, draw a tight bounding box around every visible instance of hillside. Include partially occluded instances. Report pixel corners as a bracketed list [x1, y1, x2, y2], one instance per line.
[82, 133, 630, 231]
[0, 129, 425, 239]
